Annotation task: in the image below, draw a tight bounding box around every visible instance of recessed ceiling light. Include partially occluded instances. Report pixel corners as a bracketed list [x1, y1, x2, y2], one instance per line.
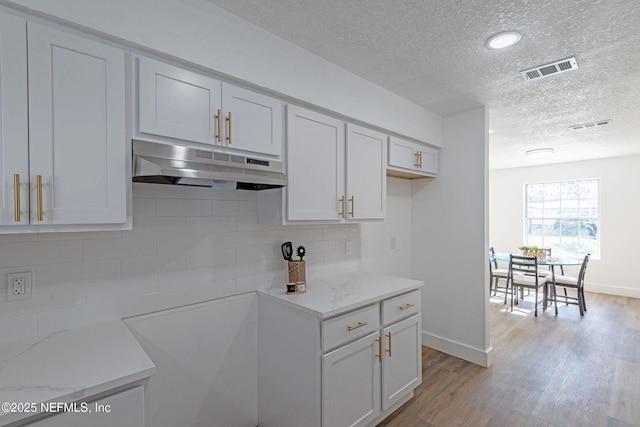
[525, 148, 554, 158]
[485, 31, 522, 49]
[488, 129, 495, 134]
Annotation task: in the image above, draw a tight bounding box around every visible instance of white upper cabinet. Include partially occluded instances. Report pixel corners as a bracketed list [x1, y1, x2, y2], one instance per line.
[0, 12, 127, 229]
[258, 106, 387, 224]
[0, 12, 29, 226]
[137, 56, 283, 158]
[221, 83, 283, 156]
[388, 136, 438, 177]
[345, 124, 386, 220]
[286, 105, 345, 221]
[138, 56, 221, 145]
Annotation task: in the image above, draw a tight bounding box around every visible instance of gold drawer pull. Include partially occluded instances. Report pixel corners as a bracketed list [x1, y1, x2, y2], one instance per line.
[36, 175, 43, 221]
[339, 196, 345, 218]
[386, 332, 392, 357]
[375, 337, 382, 362]
[399, 303, 415, 311]
[349, 196, 354, 218]
[14, 173, 21, 222]
[347, 321, 367, 331]
[225, 111, 232, 144]
[215, 109, 221, 142]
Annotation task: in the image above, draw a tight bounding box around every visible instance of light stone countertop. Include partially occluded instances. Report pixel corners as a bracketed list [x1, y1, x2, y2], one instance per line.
[258, 271, 424, 319]
[0, 321, 155, 426]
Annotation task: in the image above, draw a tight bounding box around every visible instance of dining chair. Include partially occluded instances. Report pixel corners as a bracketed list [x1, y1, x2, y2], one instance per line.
[489, 247, 510, 302]
[509, 255, 551, 316]
[548, 254, 590, 316]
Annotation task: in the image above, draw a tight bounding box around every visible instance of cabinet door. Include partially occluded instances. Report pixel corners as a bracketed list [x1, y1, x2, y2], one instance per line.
[322, 332, 381, 427]
[0, 12, 29, 226]
[388, 136, 419, 171]
[138, 56, 221, 144]
[287, 105, 344, 221]
[419, 146, 438, 175]
[346, 124, 386, 220]
[29, 386, 144, 427]
[221, 83, 282, 157]
[381, 313, 422, 411]
[27, 22, 126, 224]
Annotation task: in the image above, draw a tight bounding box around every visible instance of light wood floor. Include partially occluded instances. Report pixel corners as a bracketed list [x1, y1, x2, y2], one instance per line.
[379, 291, 640, 427]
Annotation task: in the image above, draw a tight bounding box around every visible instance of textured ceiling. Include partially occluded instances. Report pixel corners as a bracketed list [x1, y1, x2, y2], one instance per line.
[206, 0, 640, 169]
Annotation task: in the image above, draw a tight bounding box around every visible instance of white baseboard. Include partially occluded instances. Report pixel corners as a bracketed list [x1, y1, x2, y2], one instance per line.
[585, 282, 640, 299]
[422, 331, 493, 368]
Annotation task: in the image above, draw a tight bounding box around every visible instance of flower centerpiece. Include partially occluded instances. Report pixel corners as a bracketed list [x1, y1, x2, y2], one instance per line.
[518, 246, 547, 260]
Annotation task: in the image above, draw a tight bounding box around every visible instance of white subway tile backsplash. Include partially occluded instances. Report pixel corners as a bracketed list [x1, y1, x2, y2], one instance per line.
[158, 267, 216, 291]
[156, 199, 212, 217]
[37, 300, 122, 336]
[323, 227, 348, 240]
[0, 240, 83, 268]
[187, 217, 236, 233]
[130, 217, 188, 236]
[132, 197, 157, 217]
[86, 274, 158, 302]
[37, 259, 121, 284]
[0, 179, 375, 341]
[211, 199, 238, 216]
[186, 248, 235, 269]
[83, 236, 157, 260]
[122, 253, 187, 277]
[185, 280, 237, 305]
[122, 288, 188, 318]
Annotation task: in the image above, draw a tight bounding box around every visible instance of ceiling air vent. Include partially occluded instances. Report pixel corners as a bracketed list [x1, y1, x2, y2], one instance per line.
[570, 119, 612, 130]
[521, 57, 578, 81]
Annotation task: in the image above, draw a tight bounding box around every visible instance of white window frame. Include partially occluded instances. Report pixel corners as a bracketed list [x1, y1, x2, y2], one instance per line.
[524, 178, 600, 259]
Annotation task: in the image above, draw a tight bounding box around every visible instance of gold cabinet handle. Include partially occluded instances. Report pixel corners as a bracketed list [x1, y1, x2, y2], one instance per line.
[13, 173, 21, 222]
[349, 196, 354, 218]
[215, 108, 221, 142]
[225, 111, 232, 144]
[399, 303, 415, 311]
[339, 196, 345, 218]
[414, 151, 420, 168]
[376, 337, 382, 362]
[36, 175, 43, 221]
[385, 332, 392, 357]
[419, 151, 423, 169]
[347, 321, 367, 331]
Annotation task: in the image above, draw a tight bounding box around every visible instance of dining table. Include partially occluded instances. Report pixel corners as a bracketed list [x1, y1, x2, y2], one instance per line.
[490, 252, 584, 312]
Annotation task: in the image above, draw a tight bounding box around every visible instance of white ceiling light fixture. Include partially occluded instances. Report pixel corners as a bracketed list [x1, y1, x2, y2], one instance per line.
[525, 148, 554, 158]
[485, 31, 522, 49]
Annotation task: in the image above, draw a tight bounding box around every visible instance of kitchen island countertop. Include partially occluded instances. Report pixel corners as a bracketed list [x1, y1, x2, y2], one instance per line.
[258, 270, 424, 319]
[0, 321, 155, 426]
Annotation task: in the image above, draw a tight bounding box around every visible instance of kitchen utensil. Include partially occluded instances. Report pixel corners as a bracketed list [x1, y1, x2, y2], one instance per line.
[281, 241, 293, 261]
[296, 245, 306, 261]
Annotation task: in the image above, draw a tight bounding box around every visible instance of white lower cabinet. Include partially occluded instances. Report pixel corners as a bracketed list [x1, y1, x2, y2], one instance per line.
[258, 288, 422, 427]
[323, 332, 381, 427]
[27, 386, 144, 427]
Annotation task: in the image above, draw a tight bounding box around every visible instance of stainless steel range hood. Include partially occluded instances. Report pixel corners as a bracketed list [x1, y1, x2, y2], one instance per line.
[132, 140, 287, 190]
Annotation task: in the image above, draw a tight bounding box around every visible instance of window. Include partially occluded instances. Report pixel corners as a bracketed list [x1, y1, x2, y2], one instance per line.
[525, 179, 600, 258]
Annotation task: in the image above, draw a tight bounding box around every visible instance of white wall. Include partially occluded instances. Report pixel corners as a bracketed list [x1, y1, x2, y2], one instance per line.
[411, 107, 491, 367]
[1, 0, 442, 146]
[490, 155, 640, 298]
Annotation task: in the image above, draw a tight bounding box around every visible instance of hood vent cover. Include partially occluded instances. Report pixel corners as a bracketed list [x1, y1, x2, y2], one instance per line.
[570, 119, 612, 130]
[521, 57, 578, 81]
[132, 140, 287, 190]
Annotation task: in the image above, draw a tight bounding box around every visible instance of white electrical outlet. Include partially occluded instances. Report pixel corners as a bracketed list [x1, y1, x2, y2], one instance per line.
[7, 271, 32, 301]
[345, 240, 352, 255]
